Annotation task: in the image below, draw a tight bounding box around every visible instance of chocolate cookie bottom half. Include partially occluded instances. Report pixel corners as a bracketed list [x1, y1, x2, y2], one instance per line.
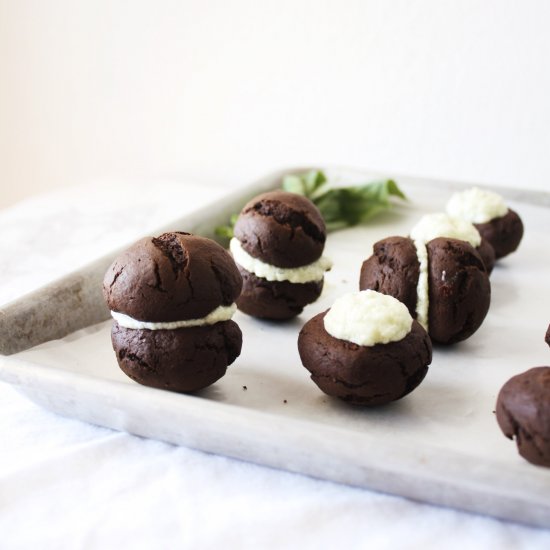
[111, 320, 242, 393]
[236, 267, 323, 320]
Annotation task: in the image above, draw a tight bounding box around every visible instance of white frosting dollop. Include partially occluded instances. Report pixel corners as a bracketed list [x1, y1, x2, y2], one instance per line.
[410, 213, 481, 248]
[323, 290, 413, 346]
[229, 237, 332, 283]
[111, 303, 237, 330]
[446, 187, 508, 224]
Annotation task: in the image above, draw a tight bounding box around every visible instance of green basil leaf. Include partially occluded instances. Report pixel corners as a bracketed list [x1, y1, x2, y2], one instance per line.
[282, 174, 306, 195]
[282, 170, 328, 198]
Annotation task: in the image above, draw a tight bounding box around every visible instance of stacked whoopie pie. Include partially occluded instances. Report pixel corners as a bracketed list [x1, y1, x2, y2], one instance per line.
[103, 232, 242, 393]
[230, 191, 332, 320]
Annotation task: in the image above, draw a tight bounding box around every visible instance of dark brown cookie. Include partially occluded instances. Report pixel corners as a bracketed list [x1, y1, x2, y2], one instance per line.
[236, 266, 323, 320]
[496, 366, 550, 467]
[359, 236, 490, 344]
[426, 237, 491, 344]
[233, 190, 326, 268]
[104, 232, 242, 322]
[298, 311, 432, 406]
[359, 236, 420, 315]
[474, 208, 524, 260]
[111, 320, 242, 393]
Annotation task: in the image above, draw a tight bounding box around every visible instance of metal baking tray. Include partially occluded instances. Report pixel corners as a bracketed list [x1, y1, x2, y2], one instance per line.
[1, 167, 549, 527]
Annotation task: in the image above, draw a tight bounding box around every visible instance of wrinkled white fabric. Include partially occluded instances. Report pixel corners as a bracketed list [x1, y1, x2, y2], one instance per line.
[1, 181, 549, 550]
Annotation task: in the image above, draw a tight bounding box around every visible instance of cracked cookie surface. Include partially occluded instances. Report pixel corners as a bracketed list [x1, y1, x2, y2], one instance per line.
[103, 232, 242, 322]
[233, 190, 326, 268]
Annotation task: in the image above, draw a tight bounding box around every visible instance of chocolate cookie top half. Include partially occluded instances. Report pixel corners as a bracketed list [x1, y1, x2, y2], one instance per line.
[103, 232, 242, 322]
[233, 191, 326, 268]
[359, 236, 420, 315]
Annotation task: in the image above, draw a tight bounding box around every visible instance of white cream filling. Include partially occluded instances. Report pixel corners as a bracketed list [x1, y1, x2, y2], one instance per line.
[414, 239, 429, 331]
[324, 290, 413, 346]
[446, 187, 508, 224]
[410, 213, 481, 248]
[111, 303, 237, 330]
[229, 237, 332, 284]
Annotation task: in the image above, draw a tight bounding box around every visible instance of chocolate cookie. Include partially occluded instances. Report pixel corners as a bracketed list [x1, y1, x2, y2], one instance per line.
[474, 209, 524, 260]
[427, 238, 491, 344]
[358, 236, 420, 314]
[236, 266, 323, 320]
[298, 311, 432, 406]
[546, 324, 550, 349]
[231, 190, 330, 320]
[111, 320, 242, 393]
[233, 190, 326, 267]
[496, 367, 550, 467]
[103, 232, 243, 393]
[104, 232, 242, 322]
[359, 236, 491, 344]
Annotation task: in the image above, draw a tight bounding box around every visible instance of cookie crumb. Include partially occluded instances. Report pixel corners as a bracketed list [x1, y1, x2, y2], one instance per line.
[283, 399, 287, 404]
[242, 385, 247, 391]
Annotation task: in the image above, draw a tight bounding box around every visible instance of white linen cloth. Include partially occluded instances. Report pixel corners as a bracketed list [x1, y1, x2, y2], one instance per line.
[1, 181, 549, 549]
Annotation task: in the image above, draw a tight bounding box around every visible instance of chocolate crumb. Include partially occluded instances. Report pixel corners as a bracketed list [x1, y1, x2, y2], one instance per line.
[284, 399, 287, 403]
[243, 385, 247, 391]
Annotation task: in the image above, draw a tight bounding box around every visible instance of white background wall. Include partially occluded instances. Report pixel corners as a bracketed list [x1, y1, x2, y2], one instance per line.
[1, 0, 549, 208]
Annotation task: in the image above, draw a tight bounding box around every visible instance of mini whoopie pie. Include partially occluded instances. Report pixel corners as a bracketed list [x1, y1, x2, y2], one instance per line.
[230, 190, 332, 320]
[298, 290, 432, 406]
[359, 236, 491, 345]
[446, 187, 524, 260]
[103, 232, 243, 393]
[496, 367, 550, 468]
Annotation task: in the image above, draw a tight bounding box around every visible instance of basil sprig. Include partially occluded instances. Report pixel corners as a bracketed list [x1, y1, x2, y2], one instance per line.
[215, 170, 406, 238]
[282, 170, 406, 231]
